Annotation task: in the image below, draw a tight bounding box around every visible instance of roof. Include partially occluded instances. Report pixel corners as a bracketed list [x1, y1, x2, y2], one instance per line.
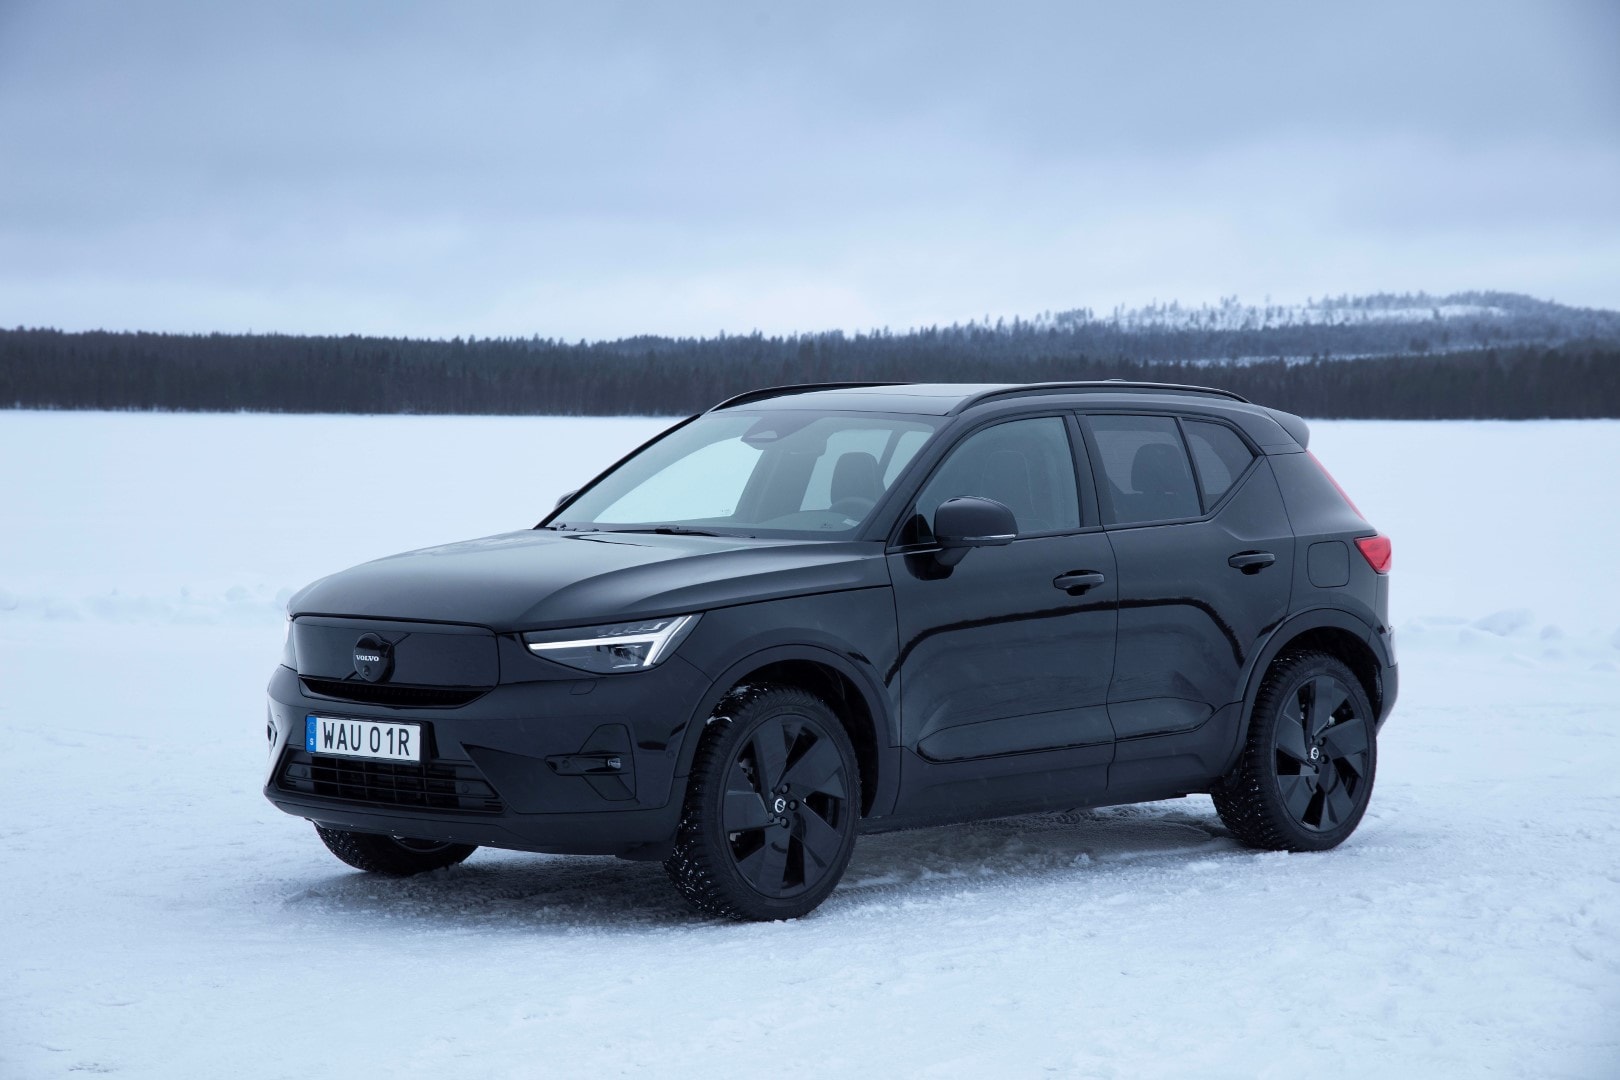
[711, 380, 1308, 452]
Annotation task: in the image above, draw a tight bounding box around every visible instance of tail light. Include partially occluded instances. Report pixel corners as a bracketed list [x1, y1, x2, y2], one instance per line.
[1355, 534, 1392, 574]
[1312, 452, 1390, 572]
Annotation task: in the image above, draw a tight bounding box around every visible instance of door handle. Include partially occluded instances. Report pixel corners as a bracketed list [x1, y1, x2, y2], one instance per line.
[1228, 551, 1276, 574]
[1053, 571, 1107, 595]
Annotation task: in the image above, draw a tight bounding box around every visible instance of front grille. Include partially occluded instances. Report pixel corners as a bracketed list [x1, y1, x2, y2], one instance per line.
[300, 677, 488, 708]
[276, 749, 504, 814]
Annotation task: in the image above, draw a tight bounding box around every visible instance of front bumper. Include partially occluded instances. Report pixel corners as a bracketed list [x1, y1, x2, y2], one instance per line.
[262, 655, 713, 858]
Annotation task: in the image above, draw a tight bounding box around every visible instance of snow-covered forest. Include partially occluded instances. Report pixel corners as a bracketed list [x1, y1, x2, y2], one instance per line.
[5, 291, 1618, 418]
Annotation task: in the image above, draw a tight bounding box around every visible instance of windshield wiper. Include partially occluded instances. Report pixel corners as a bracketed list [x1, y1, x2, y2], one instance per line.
[597, 526, 722, 537]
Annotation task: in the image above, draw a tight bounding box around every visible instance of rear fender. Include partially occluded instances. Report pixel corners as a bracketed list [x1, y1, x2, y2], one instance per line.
[1221, 606, 1388, 777]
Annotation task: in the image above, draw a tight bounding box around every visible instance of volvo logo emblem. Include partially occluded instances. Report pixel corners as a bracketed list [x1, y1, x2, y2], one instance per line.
[353, 633, 394, 683]
[1308, 746, 1321, 762]
[773, 797, 787, 814]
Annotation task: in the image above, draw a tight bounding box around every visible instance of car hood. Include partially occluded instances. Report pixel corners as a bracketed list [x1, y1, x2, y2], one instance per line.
[287, 529, 892, 631]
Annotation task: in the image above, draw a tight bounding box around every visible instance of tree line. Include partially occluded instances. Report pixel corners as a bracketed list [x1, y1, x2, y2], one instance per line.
[2, 321, 1617, 418]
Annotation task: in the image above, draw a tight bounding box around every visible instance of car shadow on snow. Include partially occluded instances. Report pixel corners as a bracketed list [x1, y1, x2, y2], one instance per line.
[276, 799, 1233, 932]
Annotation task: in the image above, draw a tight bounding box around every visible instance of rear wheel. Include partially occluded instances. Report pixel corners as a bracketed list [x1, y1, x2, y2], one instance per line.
[314, 825, 477, 876]
[1212, 651, 1377, 852]
[664, 685, 860, 921]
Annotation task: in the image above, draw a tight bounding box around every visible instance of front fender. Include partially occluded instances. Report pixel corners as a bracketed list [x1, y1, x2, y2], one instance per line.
[668, 589, 902, 819]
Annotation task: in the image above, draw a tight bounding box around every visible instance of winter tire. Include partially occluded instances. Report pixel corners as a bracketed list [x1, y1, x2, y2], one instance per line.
[314, 825, 477, 876]
[1212, 651, 1377, 852]
[664, 685, 860, 921]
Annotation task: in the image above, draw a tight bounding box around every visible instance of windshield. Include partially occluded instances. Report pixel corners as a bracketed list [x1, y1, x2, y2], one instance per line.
[549, 409, 942, 538]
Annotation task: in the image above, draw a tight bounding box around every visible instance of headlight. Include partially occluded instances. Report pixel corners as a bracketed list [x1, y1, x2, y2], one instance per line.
[281, 616, 298, 670]
[522, 614, 700, 673]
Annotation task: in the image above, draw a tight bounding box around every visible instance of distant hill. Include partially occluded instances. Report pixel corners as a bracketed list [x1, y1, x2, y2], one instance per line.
[991, 291, 1620, 364]
[1048, 290, 1619, 335]
[3, 291, 1618, 417]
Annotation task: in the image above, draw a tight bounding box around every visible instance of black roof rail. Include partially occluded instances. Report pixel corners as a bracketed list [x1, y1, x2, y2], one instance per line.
[956, 380, 1249, 411]
[712, 381, 904, 410]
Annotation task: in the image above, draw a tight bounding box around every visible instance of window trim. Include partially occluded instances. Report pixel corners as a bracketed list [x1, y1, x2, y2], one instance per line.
[1077, 410, 1261, 530]
[1064, 412, 1104, 529]
[885, 410, 1095, 552]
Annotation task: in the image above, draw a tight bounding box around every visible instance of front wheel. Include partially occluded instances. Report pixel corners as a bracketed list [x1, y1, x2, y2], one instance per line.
[1212, 651, 1378, 852]
[664, 685, 860, 921]
[314, 825, 477, 876]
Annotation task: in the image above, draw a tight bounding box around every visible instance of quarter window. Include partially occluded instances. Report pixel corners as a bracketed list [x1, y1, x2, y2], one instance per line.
[1088, 415, 1201, 525]
[1183, 420, 1255, 509]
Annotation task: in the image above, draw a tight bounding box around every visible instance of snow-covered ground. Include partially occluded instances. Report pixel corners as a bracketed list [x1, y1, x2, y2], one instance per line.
[2, 411, 1617, 1078]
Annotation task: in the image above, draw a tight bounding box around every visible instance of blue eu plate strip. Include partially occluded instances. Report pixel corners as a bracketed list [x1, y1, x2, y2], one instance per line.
[305, 715, 317, 753]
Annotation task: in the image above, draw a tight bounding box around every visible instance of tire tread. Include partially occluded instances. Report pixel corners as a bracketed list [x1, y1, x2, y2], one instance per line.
[663, 684, 858, 921]
[314, 825, 476, 876]
[1211, 650, 1376, 852]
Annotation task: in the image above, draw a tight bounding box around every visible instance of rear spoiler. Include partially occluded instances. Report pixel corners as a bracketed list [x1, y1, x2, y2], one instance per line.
[1265, 407, 1310, 450]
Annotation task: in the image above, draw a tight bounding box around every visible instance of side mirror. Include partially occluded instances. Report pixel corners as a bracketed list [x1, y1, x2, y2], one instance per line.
[932, 496, 1017, 567]
[554, 488, 578, 510]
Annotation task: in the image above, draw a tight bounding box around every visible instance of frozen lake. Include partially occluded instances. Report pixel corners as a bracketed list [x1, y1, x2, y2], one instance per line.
[1, 411, 1617, 1077]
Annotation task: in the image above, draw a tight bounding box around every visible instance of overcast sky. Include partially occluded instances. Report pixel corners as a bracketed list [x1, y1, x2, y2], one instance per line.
[2, 1, 1616, 340]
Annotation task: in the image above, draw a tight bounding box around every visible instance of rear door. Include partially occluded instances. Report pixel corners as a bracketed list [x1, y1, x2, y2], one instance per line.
[1081, 413, 1294, 740]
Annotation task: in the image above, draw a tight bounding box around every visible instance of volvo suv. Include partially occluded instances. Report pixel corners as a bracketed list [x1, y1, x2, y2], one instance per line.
[264, 381, 1396, 920]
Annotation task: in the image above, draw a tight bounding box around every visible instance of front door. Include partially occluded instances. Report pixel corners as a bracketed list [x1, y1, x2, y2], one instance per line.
[888, 414, 1118, 817]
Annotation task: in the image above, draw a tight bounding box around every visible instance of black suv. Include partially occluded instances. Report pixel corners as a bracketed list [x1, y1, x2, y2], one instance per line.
[265, 381, 1396, 920]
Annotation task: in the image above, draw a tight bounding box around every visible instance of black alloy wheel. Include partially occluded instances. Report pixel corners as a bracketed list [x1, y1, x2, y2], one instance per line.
[665, 685, 860, 920]
[1273, 672, 1372, 831]
[1213, 651, 1378, 852]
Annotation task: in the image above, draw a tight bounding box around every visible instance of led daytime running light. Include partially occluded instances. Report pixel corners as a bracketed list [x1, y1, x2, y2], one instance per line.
[525, 614, 698, 669]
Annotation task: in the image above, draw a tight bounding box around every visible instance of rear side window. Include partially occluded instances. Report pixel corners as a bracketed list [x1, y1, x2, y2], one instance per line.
[1183, 420, 1255, 509]
[1087, 415, 1200, 525]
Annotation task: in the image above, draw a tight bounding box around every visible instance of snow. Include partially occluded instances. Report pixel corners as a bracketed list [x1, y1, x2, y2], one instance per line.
[2, 411, 1618, 1078]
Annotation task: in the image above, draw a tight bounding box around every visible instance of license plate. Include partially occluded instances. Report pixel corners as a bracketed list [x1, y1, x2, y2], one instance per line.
[305, 715, 422, 763]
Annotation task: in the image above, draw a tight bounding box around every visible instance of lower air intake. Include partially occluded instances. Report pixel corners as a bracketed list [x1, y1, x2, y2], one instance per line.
[276, 749, 504, 814]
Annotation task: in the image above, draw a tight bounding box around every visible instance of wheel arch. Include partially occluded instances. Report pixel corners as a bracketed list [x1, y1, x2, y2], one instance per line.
[1227, 608, 1387, 774]
[675, 644, 897, 818]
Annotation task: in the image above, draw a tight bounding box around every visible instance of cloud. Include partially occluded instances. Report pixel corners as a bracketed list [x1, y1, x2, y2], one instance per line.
[1, 0, 1616, 337]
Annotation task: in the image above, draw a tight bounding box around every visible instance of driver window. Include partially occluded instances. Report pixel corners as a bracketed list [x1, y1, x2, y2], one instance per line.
[912, 417, 1081, 537]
